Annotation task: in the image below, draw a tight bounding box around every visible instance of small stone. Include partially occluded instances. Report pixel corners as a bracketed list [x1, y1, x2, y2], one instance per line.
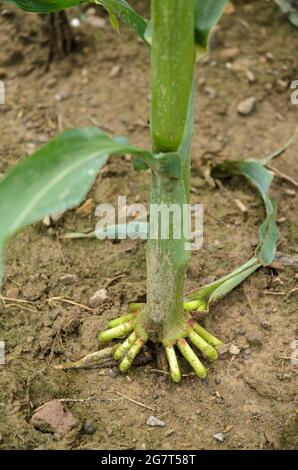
[87, 16, 107, 28]
[31, 400, 79, 436]
[59, 274, 79, 285]
[164, 429, 174, 437]
[83, 420, 96, 435]
[215, 377, 221, 385]
[266, 52, 274, 62]
[220, 47, 240, 60]
[276, 79, 288, 92]
[237, 326, 246, 336]
[54, 91, 70, 102]
[6, 287, 20, 299]
[202, 378, 209, 386]
[146, 416, 165, 427]
[89, 288, 108, 308]
[237, 96, 256, 116]
[237, 338, 250, 350]
[205, 86, 217, 99]
[245, 70, 256, 83]
[109, 368, 118, 378]
[46, 78, 57, 89]
[246, 330, 263, 346]
[23, 285, 44, 301]
[213, 432, 225, 443]
[240, 308, 247, 316]
[109, 65, 121, 78]
[86, 7, 96, 16]
[225, 1, 235, 15]
[284, 188, 296, 197]
[229, 344, 241, 355]
[260, 320, 271, 330]
[70, 17, 81, 28]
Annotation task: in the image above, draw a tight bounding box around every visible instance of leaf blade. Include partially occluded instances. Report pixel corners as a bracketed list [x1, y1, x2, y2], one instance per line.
[195, 0, 229, 51]
[3, 0, 83, 13]
[0, 127, 153, 284]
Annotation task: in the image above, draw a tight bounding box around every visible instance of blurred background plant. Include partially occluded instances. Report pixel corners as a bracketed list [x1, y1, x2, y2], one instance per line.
[275, 0, 298, 27]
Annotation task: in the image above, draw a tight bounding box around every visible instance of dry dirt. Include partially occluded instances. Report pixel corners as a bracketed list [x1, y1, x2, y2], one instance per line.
[0, 0, 297, 450]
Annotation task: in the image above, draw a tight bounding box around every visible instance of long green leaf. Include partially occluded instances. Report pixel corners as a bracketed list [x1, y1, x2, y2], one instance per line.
[195, 0, 228, 51]
[2, 0, 83, 12]
[187, 153, 282, 310]
[216, 160, 280, 265]
[0, 127, 153, 284]
[186, 257, 261, 311]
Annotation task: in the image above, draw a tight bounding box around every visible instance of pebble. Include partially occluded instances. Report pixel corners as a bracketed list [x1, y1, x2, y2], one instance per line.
[83, 420, 96, 435]
[30, 400, 79, 436]
[237, 96, 256, 116]
[202, 378, 209, 386]
[109, 368, 118, 378]
[6, 287, 19, 299]
[59, 274, 78, 285]
[229, 344, 241, 355]
[246, 70, 256, 83]
[215, 377, 221, 385]
[220, 47, 240, 60]
[240, 308, 247, 316]
[260, 320, 271, 330]
[246, 330, 263, 346]
[109, 65, 121, 78]
[89, 288, 108, 308]
[146, 416, 166, 427]
[70, 18, 81, 28]
[284, 188, 296, 197]
[46, 78, 57, 89]
[237, 326, 246, 335]
[213, 432, 225, 443]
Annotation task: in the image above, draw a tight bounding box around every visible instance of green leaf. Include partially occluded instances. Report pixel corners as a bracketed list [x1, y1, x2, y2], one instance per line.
[214, 160, 280, 265]
[187, 150, 284, 310]
[4, 0, 149, 44]
[0, 127, 153, 284]
[275, 0, 298, 28]
[2, 0, 83, 13]
[96, 0, 149, 44]
[186, 257, 261, 311]
[195, 0, 228, 51]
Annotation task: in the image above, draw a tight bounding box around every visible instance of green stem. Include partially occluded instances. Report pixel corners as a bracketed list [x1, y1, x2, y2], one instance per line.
[151, 0, 195, 152]
[136, 1, 196, 344]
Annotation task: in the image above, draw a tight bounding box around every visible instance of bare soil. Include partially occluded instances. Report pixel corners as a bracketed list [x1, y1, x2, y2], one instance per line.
[0, 0, 297, 450]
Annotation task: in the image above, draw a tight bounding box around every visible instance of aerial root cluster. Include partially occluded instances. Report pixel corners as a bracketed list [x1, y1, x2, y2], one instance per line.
[55, 303, 224, 382]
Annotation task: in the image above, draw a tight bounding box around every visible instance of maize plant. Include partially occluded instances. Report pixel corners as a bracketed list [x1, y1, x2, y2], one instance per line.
[0, 1, 282, 382]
